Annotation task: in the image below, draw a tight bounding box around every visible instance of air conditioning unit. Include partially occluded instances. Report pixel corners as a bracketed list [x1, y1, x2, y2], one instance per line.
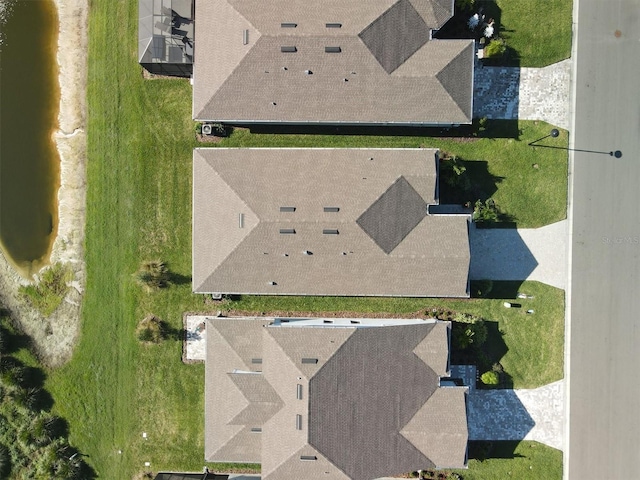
[202, 123, 213, 135]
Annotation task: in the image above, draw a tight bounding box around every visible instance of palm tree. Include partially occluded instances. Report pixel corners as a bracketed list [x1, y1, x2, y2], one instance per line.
[136, 315, 165, 343]
[135, 260, 170, 291]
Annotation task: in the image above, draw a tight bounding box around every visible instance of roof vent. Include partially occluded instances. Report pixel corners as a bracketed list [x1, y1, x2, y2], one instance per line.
[301, 358, 318, 364]
[280, 206, 296, 212]
[325, 46, 341, 53]
[323, 206, 339, 212]
[304, 69, 313, 75]
[243, 29, 249, 45]
[323, 229, 339, 235]
[281, 22, 297, 28]
[250, 427, 262, 433]
[251, 358, 263, 364]
[281, 46, 297, 53]
[280, 228, 295, 234]
[302, 250, 312, 255]
[268, 281, 277, 286]
[296, 414, 303, 430]
[326, 23, 342, 28]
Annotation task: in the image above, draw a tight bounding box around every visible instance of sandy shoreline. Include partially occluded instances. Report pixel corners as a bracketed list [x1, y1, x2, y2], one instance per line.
[0, 0, 88, 367]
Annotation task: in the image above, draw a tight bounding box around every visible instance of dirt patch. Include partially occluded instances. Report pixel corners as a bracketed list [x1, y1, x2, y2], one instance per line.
[196, 133, 225, 143]
[142, 69, 190, 81]
[0, 0, 88, 368]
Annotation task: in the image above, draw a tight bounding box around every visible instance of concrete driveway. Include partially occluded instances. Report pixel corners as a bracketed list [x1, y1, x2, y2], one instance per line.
[474, 59, 572, 130]
[469, 220, 568, 290]
[468, 380, 565, 451]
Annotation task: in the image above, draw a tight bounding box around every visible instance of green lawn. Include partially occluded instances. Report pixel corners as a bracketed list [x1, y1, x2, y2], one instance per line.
[487, 0, 573, 67]
[453, 441, 563, 479]
[44, 1, 566, 478]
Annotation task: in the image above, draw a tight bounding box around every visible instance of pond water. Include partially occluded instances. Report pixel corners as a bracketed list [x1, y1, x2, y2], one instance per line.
[0, 0, 60, 278]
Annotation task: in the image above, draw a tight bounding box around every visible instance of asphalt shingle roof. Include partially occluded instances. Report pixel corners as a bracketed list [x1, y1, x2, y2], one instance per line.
[192, 0, 474, 124]
[204, 317, 469, 479]
[192, 148, 471, 297]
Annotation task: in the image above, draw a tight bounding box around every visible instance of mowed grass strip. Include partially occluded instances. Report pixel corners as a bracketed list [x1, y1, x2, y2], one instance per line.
[46, 1, 205, 478]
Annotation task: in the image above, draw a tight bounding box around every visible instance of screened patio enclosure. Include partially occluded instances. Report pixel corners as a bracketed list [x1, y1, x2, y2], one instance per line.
[139, 0, 194, 77]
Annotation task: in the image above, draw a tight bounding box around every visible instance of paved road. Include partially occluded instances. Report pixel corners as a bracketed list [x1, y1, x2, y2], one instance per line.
[566, 0, 640, 479]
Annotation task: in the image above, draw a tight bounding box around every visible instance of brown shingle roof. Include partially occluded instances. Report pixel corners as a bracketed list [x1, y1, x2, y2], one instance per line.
[193, 0, 474, 124]
[193, 148, 470, 297]
[204, 317, 469, 479]
[205, 318, 279, 462]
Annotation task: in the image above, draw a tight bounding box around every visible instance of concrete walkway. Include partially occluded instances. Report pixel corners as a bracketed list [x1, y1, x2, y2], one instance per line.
[469, 220, 568, 290]
[468, 380, 565, 451]
[474, 59, 572, 130]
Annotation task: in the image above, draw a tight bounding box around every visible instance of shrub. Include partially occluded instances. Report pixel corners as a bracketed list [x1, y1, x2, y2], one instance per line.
[212, 123, 231, 137]
[455, 0, 476, 13]
[136, 315, 165, 344]
[484, 38, 506, 59]
[473, 199, 499, 223]
[481, 370, 500, 386]
[440, 154, 471, 191]
[472, 279, 493, 298]
[0, 443, 10, 478]
[135, 260, 170, 291]
[18, 263, 72, 317]
[0, 365, 25, 388]
[451, 313, 488, 350]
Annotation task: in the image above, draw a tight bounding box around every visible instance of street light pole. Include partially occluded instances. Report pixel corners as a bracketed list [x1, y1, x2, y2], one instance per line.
[529, 129, 622, 158]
